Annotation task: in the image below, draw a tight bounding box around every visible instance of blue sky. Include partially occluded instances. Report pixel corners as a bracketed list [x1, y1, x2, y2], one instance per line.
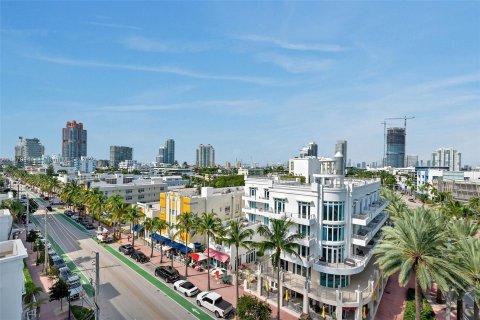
[1, 1, 479, 166]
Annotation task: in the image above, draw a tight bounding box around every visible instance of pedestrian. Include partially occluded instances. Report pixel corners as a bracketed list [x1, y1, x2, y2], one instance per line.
[128, 235, 131, 242]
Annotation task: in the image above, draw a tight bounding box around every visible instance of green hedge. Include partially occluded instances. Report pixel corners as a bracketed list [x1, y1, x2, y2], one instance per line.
[71, 305, 93, 320]
[23, 258, 33, 284]
[403, 288, 435, 320]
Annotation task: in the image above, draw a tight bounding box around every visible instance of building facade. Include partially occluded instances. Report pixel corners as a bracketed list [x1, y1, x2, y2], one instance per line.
[0, 209, 28, 320]
[156, 139, 175, 166]
[14, 137, 45, 165]
[300, 142, 318, 158]
[196, 144, 215, 168]
[335, 140, 348, 170]
[73, 156, 97, 173]
[431, 147, 461, 171]
[89, 174, 167, 204]
[386, 127, 405, 168]
[62, 120, 87, 165]
[243, 155, 388, 320]
[110, 146, 133, 167]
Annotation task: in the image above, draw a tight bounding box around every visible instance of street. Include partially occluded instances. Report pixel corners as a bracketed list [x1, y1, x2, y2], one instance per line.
[25, 188, 198, 320]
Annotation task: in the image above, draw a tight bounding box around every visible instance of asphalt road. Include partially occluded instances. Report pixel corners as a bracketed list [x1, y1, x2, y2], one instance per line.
[25, 190, 197, 320]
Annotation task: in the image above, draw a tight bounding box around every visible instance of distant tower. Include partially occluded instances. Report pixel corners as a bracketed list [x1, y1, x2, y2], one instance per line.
[110, 146, 133, 167]
[196, 144, 215, 168]
[15, 137, 45, 165]
[164, 139, 175, 165]
[386, 127, 405, 167]
[300, 142, 318, 158]
[431, 147, 461, 171]
[62, 120, 87, 165]
[335, 140, 348, 169]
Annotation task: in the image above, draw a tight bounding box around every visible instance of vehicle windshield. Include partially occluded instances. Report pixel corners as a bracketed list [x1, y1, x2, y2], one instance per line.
[183, 282, 194, 289]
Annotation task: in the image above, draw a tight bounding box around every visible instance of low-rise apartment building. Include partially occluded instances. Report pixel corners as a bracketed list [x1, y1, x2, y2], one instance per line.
[243, 153, 388, 320]
[0, 209, 28, 320]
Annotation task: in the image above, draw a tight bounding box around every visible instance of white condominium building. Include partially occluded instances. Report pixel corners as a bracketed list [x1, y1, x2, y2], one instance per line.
[243, 152, 388, 320]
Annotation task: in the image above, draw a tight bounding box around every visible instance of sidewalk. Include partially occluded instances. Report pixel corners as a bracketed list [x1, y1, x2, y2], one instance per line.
[376, 272, 414, 320]
[20, 229, 80, 320]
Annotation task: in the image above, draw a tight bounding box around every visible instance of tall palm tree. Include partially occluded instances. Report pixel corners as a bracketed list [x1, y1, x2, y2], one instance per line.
[59, 180, 80, 209]
[124, 205, 145, 247]
[165, 222, 178, 268]
[445, 220, 479, 319]
[255, 217, 303, 320]
[374, 208, 462, 320]
[144, 217, 167, 258]
[468, 197, 480, 216]
[90, 188, 106, 227]
[177, 211, 198, 277]
[456, 238, 480, 320]
[105, 195, 126, 238]
[0, 199, 24, 223]
[197, 212, 224, 291]
[222, 217, 254, 307]
[23, 281, 43, 305]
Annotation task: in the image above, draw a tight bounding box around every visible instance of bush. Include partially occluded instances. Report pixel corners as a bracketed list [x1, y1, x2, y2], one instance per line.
[71, 305, 93, 320]
[403, 288, 435, 320]
[237, 295, 272, 320]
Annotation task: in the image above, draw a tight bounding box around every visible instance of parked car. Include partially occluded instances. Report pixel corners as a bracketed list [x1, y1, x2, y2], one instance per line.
[71, 215, 79, 221]
[130, 251, 150, 263]
[119, 244, 135, 255]
[96, 230, 114, 243]
[48, 249, 57, 257]
[59, 267, 80, 282]
[64, 210, 73, 217]
[173, 280, 199, 297]
[67, 276, 82, 289]
[67, 286, 85, 301]
[85, 223, 95, 230]
[154, 266, 180, 283]
[50, 255, 66, 269]
[196, 292, 233, 318]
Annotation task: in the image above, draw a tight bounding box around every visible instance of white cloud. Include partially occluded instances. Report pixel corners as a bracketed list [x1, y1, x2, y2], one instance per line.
[257, 53, 332, 73]
[236, 34, 345, 52]
[120, 36, 212, 53]
[30, 55, 275, 85]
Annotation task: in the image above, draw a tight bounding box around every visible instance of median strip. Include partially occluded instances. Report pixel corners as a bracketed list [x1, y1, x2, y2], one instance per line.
[56, 212, 90, 234]
[104, 245, 213, 320]
[31, 215, 95, 297]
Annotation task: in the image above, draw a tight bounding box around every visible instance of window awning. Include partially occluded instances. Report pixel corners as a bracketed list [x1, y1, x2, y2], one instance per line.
[193, 242, 202, 249]
[132, 224, 143, 232]
[171, 241, 193, 253]
[151, 233, 171, 245]
[204, 248, 230, 263]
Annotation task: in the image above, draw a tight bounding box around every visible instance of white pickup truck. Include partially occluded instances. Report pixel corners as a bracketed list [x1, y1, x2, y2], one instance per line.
[196, 291, 233, 318]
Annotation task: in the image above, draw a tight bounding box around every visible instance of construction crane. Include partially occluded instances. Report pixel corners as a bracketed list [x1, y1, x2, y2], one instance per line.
[382, 116, 415, 167]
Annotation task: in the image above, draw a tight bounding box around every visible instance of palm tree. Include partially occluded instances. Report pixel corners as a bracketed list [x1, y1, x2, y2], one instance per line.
[255, 217, 303, 320]
[374, 208, 462, 320]
[445, 220, 479, 319]
[105, 195, 126, 238]
[23, 281, 43, 305]
[197, 212, 224, 291]
[59, 180, 80, 209]
[441, 200, 474, 219]
[124, 205, 145, 247]
[222, 217, 254, 307]
[144, 217, 167, 258]
[165, 222, 178, 268]
[456, 238, 480, 320]
[89, 188, 106, 227]
[0, 199, 24, 223]
[177, 211, 198, 277]
[385, 198, 408, 219]
[468, 196, 480, 216]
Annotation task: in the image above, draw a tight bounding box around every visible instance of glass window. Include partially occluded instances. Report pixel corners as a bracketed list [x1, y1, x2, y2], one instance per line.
[249, 214, 256, 222]
[298, 202, 311, 218]
[322, 202, 345, 221]
[274, 199, 285, 213]
[320, 273, 350, 288]
[322, 245, 344, 263]
[249, 201, 256, 209]
[250, 188, 256, 197]
[263, 217, 269, 225]
[298, 225, 310, 236]
[322, 225, 345, 242]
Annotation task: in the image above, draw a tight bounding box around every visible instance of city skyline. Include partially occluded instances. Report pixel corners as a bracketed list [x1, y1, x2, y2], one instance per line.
[1, 2, 479, 166]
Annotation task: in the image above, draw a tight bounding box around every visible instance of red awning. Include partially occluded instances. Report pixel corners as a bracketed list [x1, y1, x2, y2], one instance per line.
[204, 248, 230, 263]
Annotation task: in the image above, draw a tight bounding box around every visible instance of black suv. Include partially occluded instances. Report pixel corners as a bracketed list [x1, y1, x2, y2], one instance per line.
[131, 251, 150, 263]
[119, 244, 134, 255]
[155, 266, 180, 283]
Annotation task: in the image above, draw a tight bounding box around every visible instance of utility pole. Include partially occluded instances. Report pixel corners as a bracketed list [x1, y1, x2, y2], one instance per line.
[26, 193, 30, 234]
[94, 252, 100, 320]
[43, 208, 48, 274]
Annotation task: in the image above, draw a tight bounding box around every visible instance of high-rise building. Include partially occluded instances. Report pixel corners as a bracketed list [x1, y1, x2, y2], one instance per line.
[74, 156, 97, 173]
[386, 127, 405, 167]
[300, 142, 318, 158]
[405, 155, 419, 167]
[14, 137, 45, 165]
[431, 147, 462, 171]
[196, 144, 215, 168]
[110, 146, 133, 167]
[335, 140, 347, 169]
[164, 139, 175, 165]
[62, 120, 87, 165]
[156, 139, 175, 166]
